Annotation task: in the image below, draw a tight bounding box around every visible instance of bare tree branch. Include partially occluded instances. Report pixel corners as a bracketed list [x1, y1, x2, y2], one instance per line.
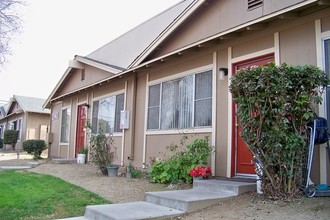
[0, 0, 26, 67]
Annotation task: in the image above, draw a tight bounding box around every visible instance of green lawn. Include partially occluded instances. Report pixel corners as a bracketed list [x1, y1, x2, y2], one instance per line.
[0, 170, 111, 220]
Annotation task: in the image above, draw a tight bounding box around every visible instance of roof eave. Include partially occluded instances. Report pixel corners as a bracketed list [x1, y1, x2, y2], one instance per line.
[43, 55, 126, 109]
[46, 0, 320, 106]
[75, 56, 125, 73]
[128, 0, 206, 68]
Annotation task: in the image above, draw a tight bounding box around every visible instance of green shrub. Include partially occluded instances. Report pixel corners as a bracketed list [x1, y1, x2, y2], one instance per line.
[149, 136, 213, 184]
[3, 130, 19, 150]
[0, 138, 3, 149]
[78, 147, 88, 154]
[89, 131, 116, 175]
[131, 169, 143, 178]
[229, 64, 328, 199]
[22, 139, 47, 160]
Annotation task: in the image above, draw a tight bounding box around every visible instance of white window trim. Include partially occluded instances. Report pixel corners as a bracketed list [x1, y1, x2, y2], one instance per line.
[146, 128, 212, 136]
[91, 90, 125, 135]
[0, 123, 4, 138]
[60, 106, 71, 145]
[148, 64, 213, 86]
[7, 118, 22, 141]
[17, 118, 22, 141]
[146, 65, 213, 134]
[91, 90, 125, 103]
[316, 19, 330, 184]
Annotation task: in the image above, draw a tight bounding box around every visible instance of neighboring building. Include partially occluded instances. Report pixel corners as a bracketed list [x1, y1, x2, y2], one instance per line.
[44, 0, 330, 184]
[0, 102, 10, 140]
[0, 95, 50, 150]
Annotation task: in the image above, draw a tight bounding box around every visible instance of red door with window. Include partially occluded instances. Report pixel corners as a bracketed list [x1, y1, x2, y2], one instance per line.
[75, 105, 87, 156]
[232, 54, 274, 175]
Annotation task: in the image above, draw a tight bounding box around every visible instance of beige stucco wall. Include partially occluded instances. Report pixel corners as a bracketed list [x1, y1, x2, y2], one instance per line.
[49, 101, 62, 157]
[280, 21, 317, 65]
[25, 113, 50, 140]
[0, 112, 49, 151]
[58, 65, 112, 96]
[48, 3, 330, 182]
[216, 48, 229, 176]
[146, 133, 212, 164]
[150, 0, 307, 58]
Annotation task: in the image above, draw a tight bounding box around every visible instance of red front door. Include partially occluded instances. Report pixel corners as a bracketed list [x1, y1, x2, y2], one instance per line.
[232, 54, 274, 175]
[75, 105, 87, 156]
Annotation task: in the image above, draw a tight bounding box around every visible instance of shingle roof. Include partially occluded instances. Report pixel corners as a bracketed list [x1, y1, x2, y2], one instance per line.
[13, 95, 50, 114]
[86, 0, 195, 69]
[0, 103, 10, 118]
[44, 0, 205, 109]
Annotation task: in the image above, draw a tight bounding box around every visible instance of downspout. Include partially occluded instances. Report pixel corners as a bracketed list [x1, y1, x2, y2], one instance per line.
[128, 72, 137, 160]
[48, 107, 53, 158]
[121, 81, 128, 166]
[142, 74, 149, 168]
[85, 93, 90, 162]
[211, 52, 217, 176]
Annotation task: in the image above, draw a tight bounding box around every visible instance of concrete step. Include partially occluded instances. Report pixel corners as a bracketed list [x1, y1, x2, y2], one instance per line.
[145, 179, 256, 212]
[52, 158, 77, 164]
[0, 165, 31, 170]
[145, 188, 236, 212]
[60, 217, 88, 220]
[84, 201, 185, 220]
[59, 179, 256, 219]
[193, 179, 256, 195]
[26, 161, 40, 168]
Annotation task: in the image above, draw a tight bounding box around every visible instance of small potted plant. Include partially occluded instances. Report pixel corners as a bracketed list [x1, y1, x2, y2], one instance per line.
[126, 162, 132, 178]
[77, 147, 88, 164]
[89, 131, 118, 176]
[189, 166, 212, 180]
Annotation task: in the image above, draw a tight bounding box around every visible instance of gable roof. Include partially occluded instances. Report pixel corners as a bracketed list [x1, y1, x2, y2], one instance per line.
[86, 0, 199, 70]
[8, 95, 50, 115]
[0, 103, 9, 119]
[44, 0, 205, 108]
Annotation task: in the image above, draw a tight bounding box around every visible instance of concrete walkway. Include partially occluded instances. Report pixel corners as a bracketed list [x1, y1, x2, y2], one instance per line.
[62, 179, 256, 220]
[0, 161, 40, 171]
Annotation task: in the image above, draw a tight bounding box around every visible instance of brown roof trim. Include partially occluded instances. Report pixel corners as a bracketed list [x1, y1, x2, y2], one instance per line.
[44, 0, 320, 108]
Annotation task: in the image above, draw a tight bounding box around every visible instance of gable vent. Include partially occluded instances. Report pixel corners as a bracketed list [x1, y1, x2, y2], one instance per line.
[81, 69, 85, 81]
[248, 0, 263, 10]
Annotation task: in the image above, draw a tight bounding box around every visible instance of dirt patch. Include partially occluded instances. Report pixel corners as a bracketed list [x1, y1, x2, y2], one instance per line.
[175, 192, 330, 220]
[1, 151, 330, 219]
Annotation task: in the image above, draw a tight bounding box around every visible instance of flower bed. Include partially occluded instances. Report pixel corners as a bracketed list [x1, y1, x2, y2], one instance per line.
[189, 166, 212, 179]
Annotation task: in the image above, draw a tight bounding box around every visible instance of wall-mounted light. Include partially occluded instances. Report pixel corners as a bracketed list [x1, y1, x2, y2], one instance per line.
[219, 68, 228, 80]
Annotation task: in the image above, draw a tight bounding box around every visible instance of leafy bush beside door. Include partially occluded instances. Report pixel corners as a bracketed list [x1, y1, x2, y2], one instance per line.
[229, 63, 329, 199]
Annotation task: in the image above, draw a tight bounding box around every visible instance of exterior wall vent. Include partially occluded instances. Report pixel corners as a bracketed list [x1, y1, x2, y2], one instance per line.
[248, 0, 263, 10]
[81, 69, 85, 81]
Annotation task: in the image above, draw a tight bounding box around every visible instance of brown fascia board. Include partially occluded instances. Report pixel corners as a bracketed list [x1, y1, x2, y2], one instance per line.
[43, 67, 73, 109]
[129, 0, 206, 69]
[4, 110, 24, 119]
[75, 56, 126, 73]
[43, 56, 126, 109]
[44, 0, 319, 109]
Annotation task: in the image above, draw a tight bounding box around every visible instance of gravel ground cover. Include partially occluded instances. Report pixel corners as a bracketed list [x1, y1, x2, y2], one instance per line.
[1, 151, 330, 219]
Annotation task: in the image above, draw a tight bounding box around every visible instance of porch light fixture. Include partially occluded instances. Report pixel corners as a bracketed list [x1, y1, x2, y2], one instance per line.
[219, 68, 228, 80]
[83, 103, 90, 108]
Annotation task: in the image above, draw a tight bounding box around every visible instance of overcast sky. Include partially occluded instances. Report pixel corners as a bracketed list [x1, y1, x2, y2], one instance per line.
[0, 0, 180, 103]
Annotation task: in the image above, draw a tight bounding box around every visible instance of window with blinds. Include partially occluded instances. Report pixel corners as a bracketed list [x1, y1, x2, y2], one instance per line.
[92, 93, 124, 134]
[147, 70, 212, 130]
